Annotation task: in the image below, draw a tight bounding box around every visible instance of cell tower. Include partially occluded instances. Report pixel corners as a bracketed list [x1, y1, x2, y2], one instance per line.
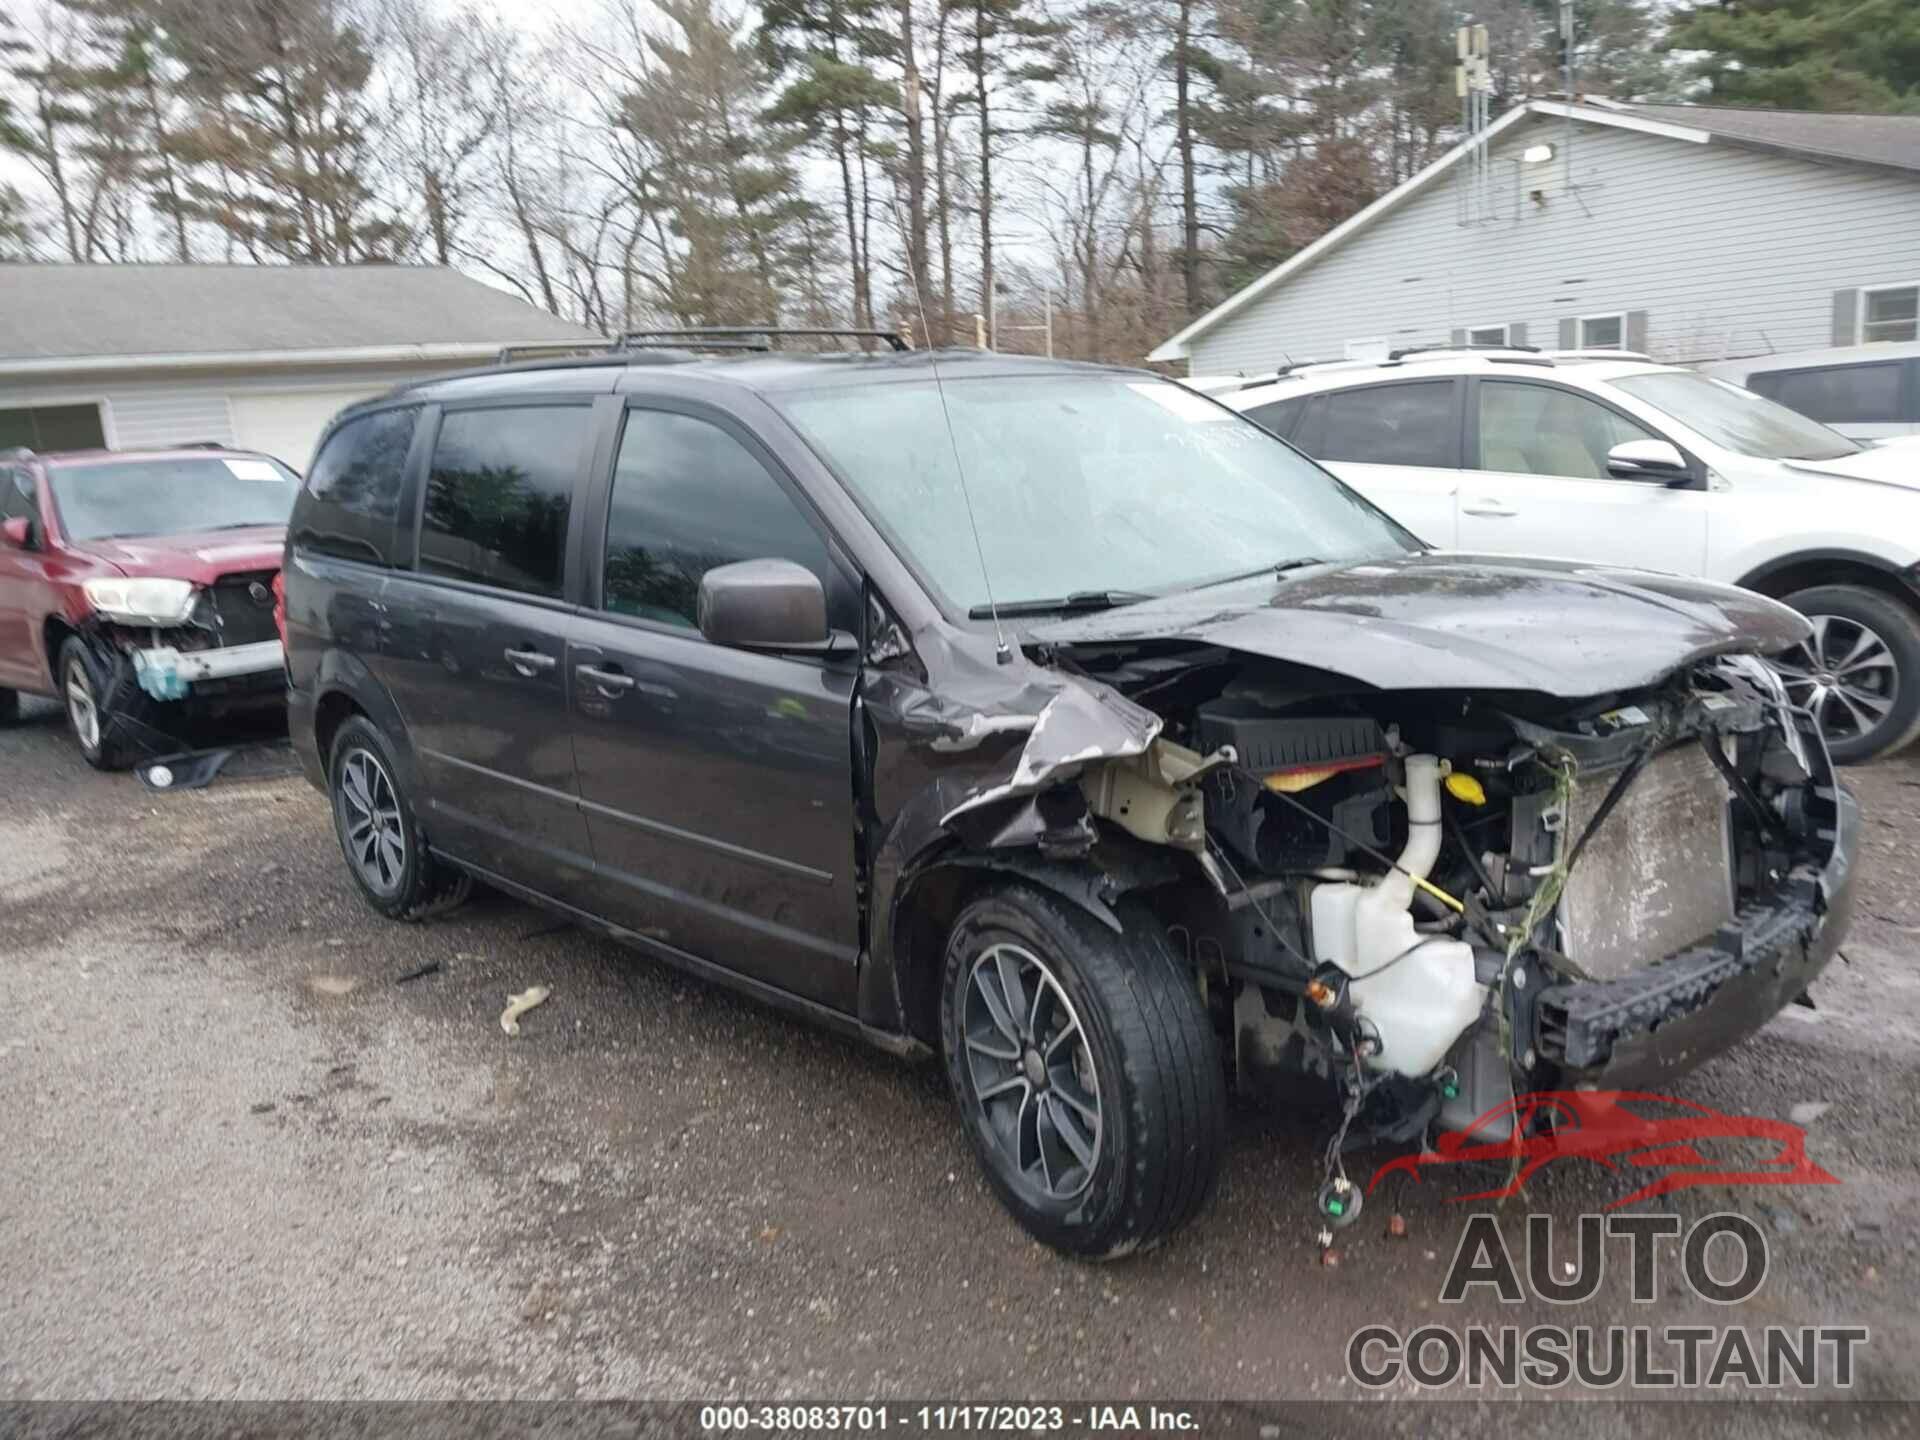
[1455, 24, 1495, 226]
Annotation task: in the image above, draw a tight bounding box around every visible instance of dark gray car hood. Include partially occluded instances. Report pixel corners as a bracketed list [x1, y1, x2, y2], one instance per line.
[1032, 552, 1810, 696]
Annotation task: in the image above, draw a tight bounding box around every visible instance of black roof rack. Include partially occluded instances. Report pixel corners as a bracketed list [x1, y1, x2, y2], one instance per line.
[495, 341, 626, 365]
[617, 326, 911, 354]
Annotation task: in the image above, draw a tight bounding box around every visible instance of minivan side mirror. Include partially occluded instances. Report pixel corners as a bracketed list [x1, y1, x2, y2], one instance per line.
[1, 516, 32, 549]
[1606, 439, 1692, 485]
[698, 558, 837, 652]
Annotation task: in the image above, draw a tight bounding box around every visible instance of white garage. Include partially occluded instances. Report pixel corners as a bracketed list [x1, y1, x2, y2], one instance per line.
[227, 388, 385, 470]
[0, 264, 603, 467]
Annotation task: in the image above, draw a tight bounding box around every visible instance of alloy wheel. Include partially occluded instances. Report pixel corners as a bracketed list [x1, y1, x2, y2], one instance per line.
[961, 942, 1103, 1201]
[64, 657, 100, 754]
[338, 748, 407, 893]
[1776, 613, 1898, 746]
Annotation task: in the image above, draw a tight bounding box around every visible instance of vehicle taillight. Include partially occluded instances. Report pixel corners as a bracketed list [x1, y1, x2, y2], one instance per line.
[272, 570, 287, 649]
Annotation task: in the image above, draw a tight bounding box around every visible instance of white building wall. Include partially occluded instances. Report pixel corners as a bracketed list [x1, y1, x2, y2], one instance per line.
[1185, 114, 1920, 375]
[0, 360, 466, 464]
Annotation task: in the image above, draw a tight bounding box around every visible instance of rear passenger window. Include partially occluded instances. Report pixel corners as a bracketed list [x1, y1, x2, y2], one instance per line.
[1749, 363, 1903, 425]
[296, 406, 418, 565]
[602, 409, 839, 631]
[1245, 396, 1306, 439]
[419, 405, 588, 598]
[1309, 382, 1456, 467]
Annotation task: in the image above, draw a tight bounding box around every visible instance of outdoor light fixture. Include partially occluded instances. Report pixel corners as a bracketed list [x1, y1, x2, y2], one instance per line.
[1522, 143, 1556, 164]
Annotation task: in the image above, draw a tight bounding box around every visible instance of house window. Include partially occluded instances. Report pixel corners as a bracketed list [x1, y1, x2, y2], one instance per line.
[1578, 313, 1625, 350]
[1467, 325, 1510, 347]
[0, 402, 106, 451]
[1861, 285, 1918, 344]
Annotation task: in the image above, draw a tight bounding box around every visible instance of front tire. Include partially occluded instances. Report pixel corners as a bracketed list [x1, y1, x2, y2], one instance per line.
[327, 715, 471, 920]
[59, 637, 144, 769]
[940, 885, 1226, 1259]
[1779, 585, 1920, 764]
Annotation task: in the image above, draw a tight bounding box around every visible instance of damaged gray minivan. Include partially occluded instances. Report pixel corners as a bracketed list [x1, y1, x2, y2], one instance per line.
[285, 338, 1857, 1258]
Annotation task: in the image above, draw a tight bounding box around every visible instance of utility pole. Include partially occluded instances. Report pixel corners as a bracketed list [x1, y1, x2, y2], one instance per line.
[1001, 293, 1057, 357]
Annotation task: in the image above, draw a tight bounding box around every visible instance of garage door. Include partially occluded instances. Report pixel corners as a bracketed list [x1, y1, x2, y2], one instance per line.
[228, 389, 382, 472]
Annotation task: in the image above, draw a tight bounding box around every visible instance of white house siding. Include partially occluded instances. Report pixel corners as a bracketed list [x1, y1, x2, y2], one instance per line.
[1185, 115, 1920, 375]
[104, 387, 237, 448]
[0, 360, 462, 459]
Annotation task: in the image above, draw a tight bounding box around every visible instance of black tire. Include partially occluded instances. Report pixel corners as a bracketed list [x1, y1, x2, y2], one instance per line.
[1780, 585, 1920, 764]
[940, 884, 1226, 1259]
[0, 687, 17, 725]
[58, 636, 147, 770]
[327, 715, 471, 920]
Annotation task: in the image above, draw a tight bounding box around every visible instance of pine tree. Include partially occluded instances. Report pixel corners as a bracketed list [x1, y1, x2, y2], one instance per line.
[619, 0, 824, 325]
[759, 0, 896, 330]
[1666, 0, 1920, 111]
[152, 0, 403, 262]
[951, 0, 1056, 346]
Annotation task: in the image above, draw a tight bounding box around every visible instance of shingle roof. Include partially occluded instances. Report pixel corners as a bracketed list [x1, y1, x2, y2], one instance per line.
[1625, 102, 1920, 175]
[0, 263, 599, 362]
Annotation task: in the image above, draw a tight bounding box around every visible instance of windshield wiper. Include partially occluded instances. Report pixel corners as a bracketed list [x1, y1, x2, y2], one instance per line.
[1271, 556, 1330, 574]
[968, 589, 1153, 619]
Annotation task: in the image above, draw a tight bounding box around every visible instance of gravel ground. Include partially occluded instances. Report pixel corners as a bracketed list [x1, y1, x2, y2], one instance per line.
[4, 694, 1919, 1430]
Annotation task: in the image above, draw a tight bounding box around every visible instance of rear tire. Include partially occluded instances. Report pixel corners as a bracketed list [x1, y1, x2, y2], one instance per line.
[0, 687, 17, 725]
[1779, 585, 1920, 764]
[327, 715, 471, 920]
[940, 884, 1226, 1260]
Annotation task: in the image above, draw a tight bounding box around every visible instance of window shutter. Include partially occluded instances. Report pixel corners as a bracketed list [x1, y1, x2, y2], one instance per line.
[1627, 311, 1649, 353]
[1510, 322, 1528, 348]
[1450, 327, 1467, 346]
[1557, 317, 1577, 349]
[1832, 289, 1860, 345]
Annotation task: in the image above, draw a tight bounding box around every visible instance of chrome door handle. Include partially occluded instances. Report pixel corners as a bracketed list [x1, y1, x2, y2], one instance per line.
[576, 663, 637, 696]
[1463, 499, 1518, 517]
[503, 646, 556, 675]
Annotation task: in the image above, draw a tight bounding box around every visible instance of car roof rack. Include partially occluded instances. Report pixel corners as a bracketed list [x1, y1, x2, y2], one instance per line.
[616, 326, 911, 354]
[495, 341, 630, 365]
[1388, 341, 1542, 360]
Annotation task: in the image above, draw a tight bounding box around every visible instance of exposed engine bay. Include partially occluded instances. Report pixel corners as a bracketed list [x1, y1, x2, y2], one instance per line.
[63, 569, 288, 764]
[882, 619, 1853, 1215]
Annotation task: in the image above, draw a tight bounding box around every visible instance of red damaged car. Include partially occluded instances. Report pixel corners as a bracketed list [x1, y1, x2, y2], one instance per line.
[0, 445, 298, 768]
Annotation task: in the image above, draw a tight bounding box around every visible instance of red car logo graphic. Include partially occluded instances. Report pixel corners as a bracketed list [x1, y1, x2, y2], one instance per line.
[1367, 1090, 1840, 1208]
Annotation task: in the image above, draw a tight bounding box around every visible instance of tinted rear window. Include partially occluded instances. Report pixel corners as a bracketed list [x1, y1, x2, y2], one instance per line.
[419, 405, 589, 598]
[1749, 362, 1905, 426]
[295, 406, 419, 565]
[1303, 381, 1456, 467]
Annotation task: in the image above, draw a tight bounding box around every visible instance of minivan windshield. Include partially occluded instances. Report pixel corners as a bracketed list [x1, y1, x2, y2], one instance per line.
[51, 455, 300, 541]
[777, 374, 1417, 615]
[1612, 372, 1860, 462]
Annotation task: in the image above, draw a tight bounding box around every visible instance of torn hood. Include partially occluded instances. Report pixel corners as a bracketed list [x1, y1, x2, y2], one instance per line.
[1032, 552, 1810, 696]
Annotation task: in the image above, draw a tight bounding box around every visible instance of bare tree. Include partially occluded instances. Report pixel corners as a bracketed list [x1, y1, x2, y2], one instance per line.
[382, 0, 495, 267]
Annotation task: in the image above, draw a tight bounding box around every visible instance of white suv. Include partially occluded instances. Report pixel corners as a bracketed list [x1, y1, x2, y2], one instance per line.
[1216, 347, 1920, 762]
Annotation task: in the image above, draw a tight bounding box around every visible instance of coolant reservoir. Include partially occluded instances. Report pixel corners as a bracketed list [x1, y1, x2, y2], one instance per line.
[1307, 754, 1487, 1077]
